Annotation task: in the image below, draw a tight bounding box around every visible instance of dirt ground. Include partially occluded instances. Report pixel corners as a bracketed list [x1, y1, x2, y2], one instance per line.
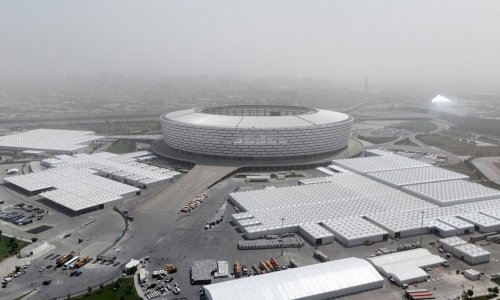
[441, 145, 500, 156]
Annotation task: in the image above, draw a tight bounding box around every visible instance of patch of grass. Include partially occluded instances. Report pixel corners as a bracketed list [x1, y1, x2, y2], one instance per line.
[73, 277, 141, 300]
[394, 137, 419, 147]
[416, 134, 475, 147]
[393, 121, 438, 133]
[0, 235, 30, 262]
[107, 142, 137, 154]
[357, 135, 397, 144]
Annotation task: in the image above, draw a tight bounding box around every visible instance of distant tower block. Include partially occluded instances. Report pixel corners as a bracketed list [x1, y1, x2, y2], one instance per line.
[364, 77, 368, 94]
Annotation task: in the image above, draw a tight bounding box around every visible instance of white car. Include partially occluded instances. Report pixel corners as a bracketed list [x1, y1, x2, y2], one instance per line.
[39, 267, 46, 272]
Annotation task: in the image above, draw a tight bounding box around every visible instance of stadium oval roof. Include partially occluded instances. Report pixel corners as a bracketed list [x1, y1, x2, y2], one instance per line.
[162, 106, 350, 129]
[203, 257, 384, 300]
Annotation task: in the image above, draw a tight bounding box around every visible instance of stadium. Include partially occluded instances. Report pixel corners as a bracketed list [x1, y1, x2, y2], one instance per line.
[154, 105, 355, 166]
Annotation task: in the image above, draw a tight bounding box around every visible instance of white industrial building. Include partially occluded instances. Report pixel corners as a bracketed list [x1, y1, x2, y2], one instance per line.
[438, 236, 468, 253]
[0, 129, 103, 154]
[230, 172, 434, 240]
[457, 213, 500, 233]
[203, 257, 384, 300]
[367, 166, 469, 188]
[231, 149, 500, 245]
[298, 223, 335, 245]
[4, 151, 180, 215]
[403, 180, 500, 206]
[331, 152, 431, 174]
[367, 248, 445, 286]
[437, 216, 474, 235]
[41, 151, 180, 189]
[453, 244, 490, 265]
[322, 217, 388, 247]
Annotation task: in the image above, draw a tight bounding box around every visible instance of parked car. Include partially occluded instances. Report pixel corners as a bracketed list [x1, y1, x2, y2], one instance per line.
[42, 280, 51, 285]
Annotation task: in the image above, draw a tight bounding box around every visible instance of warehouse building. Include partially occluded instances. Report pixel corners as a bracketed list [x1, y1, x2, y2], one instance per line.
[0, 129, 103, 154]
[457, 213, 500, 233]
[367, 249, 445, 286]
[202, 257, 384, 300]
[438, 236, 468, 253]
[403, 180, 500, 206]
[453, 244, 490, 265]
[322, 217, 388, 247]
[231, 149, 500, 245]
[5, 151, 179, 215]
[366, 166, 469, 188]
[298, 223, 335, 245]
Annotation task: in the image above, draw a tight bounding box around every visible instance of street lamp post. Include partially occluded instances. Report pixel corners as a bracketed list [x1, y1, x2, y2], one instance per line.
[281, 217, 285, 256]
[420, 211, 425, 246]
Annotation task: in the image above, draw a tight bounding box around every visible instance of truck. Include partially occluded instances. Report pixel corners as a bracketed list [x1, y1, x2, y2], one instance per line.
[64, 255, 80, 269]
[270, 257, 279, 269]
[164, 263, 177, 273]
[56, 251, 75, 267]
[259, 261, 271, 273]
[74, 256, 92, 268]
[313, 250, 329, 262]
[233, 260, 241, 277]
[264, 260, 275, 272]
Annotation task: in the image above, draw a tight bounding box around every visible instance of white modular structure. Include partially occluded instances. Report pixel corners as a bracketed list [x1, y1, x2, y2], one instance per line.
[403, 180, 500, 206]
[0, 129, 103, 154]
[124, 259, 141, 272]
[298, 223, 334, 245]
[230, 172, 434, 241]
[41, 151, 180, 188]
[322, 217, 388, 247]
[437, 216, 474, 235]
[367, 249, 445, 286]
[215, 261, 229, 278]
[161, 105, 353, 159]
[203, 257, 384, 300]
[6, 151, 179, 215]
[457, 213, 500, 233]
[464, 269, 481, 281]
[428, 219, 458, 237]
[438, 236, 468, 253]
[365, 206, 466, 239]
[331, 152, 431, 174]
[452, 244, 490, 265]
[367, 166, 469, 188]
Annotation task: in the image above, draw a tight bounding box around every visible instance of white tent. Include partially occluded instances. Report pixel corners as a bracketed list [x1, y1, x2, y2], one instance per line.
[203, 257, 384, 300]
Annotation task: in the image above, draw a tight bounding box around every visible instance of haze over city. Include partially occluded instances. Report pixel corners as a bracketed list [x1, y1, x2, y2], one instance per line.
[1, 0, 500, 90]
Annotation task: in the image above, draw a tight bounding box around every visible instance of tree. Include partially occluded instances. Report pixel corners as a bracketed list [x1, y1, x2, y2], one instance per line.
[493, 286, 499, 294]
[31, 237, 38, 243]
[467, 289, 474, 298]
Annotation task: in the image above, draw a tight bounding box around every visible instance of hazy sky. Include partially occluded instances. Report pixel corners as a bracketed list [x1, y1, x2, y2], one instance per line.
[1, 0, 500, 87]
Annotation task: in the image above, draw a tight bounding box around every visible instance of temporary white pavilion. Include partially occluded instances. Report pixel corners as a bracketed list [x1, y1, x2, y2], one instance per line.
[0, 129, 103, 154]
[203, 257, 384, 300]
[367, 248, 445, 286]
